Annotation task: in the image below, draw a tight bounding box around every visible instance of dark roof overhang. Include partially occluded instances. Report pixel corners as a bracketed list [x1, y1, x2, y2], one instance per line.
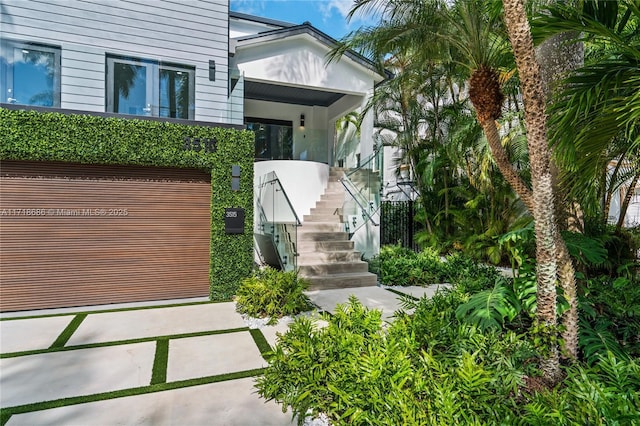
[243, 80, 345, 107]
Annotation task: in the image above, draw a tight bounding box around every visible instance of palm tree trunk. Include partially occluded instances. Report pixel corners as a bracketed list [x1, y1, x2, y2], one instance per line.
[536, 29, 584, 362]
[479, 119, 534, 212]
[617, 173, 640, 229]
[556, 237, 578, 359]
[503, 0, 561, 384]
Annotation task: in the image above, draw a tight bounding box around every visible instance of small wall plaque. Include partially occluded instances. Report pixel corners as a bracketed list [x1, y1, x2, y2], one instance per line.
[224, 208, 245, 234]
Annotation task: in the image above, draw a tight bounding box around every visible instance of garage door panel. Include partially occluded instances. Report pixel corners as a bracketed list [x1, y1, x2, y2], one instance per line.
[1, 161, 212, 312]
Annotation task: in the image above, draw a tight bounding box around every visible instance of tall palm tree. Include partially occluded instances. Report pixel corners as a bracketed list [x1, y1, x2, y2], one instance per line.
[534, 0, 640, 225]
[502, 0, 563, 383]
[444, 0, 536, 212]
[334, 0, 580, 379]
[532, 0, 640, 359]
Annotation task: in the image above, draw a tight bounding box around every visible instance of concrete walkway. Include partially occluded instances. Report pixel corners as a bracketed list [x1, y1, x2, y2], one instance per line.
[0, 284, 447, 425]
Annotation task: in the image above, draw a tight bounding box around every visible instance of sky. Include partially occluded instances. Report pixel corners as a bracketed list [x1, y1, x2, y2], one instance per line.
[230, 0, 379, 40]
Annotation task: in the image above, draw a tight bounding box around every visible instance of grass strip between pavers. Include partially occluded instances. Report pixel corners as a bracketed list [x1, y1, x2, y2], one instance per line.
[49, 314, 87, 349]
[0, 367, 265, 425]
[151, 339, 169, 385]
[1, 327, 249, 359]
[0, 300, 224, 322]
[0, 410, 10, 426]
[249, 328, 272, 359]
[384, 286, 420, 300]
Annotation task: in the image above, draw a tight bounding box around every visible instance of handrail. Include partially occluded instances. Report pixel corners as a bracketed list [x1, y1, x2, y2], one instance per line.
[256, 172, 301, 226]
[340, 173, 379, 226]
[254, 171, 300, 272]
[338, 143, 382, 227]
[344, 144, 382, 179]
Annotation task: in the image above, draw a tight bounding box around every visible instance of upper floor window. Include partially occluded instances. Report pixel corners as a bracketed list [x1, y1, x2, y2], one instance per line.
[106, 55, 195, 120]
[0, 40, 61, 107]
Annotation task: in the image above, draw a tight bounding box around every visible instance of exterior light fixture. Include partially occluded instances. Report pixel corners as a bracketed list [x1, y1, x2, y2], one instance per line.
[209, 60, 216, 81]
[300, 114, 305, 127]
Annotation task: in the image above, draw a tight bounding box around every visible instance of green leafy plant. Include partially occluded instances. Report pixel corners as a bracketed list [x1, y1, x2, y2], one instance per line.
[578, 275, 640, 364]
[455, 278, 520, 331]
[370, 244, 500, 291]
[235, 267, 313, 324]
[523, 353, 640, 424]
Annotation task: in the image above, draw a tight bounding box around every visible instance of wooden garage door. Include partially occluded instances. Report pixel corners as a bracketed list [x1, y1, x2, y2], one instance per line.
[0, 161, 212, 312]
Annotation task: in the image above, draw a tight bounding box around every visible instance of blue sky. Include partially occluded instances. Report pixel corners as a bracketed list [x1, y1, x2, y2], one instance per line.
[230, 0, 379, 40]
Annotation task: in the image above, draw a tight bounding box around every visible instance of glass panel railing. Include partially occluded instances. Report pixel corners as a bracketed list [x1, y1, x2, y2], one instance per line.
[254, 171, 300, 272]
[339, 146, 382, 233]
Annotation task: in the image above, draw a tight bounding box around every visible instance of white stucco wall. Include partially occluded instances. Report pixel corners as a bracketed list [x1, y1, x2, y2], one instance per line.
[235, 35, 378, 96]
[609, 187, 640, 227]
[254, 160, 330, 221]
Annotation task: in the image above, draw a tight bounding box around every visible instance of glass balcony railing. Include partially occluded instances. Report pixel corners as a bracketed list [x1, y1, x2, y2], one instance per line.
[254, 171, 300, 271]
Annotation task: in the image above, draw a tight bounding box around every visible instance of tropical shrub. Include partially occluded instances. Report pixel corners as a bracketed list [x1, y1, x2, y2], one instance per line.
[579, 275, 640, 364]
[256, 297, 427, 425]
[257, 294, 640, 425]
[369, 244, 500, 290]
[257, 297, 536, 425]
[523, 353, 640, 424]
[235, 267, 313, 324]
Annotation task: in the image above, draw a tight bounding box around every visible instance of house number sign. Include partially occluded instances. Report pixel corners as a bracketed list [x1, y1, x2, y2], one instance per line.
[224, 208, 245, 234]
[183, 136, 217, 153]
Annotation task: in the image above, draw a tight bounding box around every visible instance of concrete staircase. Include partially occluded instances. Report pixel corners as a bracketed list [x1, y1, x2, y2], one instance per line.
[298, 168, 378, 290]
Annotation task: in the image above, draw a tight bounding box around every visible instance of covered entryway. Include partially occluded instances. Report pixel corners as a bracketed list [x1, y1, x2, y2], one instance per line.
[0, 161, 212, 312]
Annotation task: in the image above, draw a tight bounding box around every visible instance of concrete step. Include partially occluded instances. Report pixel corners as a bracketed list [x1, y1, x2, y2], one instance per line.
[309, 207, 341, 216]
[297, 240, 355, 252]
[298, 261, 368, 275]
[320, 192, 345, 200]
[315, 200, 342, 209]
[297, 250, 362, 264]
[302, 214, 342, 223]
[297, 231, 349, 241]
[300, 222, 343, 232]
[303, 272, 378, 290]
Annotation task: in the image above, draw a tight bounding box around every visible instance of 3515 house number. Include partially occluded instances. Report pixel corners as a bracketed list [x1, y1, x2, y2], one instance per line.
[224, 207, 245, 234]
[183, 136, 217, 153]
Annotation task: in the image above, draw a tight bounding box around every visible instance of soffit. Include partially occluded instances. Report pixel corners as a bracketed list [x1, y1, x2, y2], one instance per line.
[244, 80, 344, 107]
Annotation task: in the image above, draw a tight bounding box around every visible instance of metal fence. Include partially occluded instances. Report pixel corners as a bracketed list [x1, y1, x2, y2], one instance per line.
[380, 200, 422, 252]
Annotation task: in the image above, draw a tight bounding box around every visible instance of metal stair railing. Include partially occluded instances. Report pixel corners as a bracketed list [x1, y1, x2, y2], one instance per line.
[254, 171, 300, 272]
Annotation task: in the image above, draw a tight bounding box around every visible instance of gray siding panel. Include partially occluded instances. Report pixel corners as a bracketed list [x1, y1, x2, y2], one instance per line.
[1, 0, 231, 123]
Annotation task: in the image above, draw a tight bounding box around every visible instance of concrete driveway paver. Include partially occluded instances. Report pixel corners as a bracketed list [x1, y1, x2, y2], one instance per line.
[0, 342, 155, 408]
[306, 286, 403, 320]
[6, 377, 294, 426]
[166, 332, 266, 382]
[66, 303, 245, 346]
[260, 314, 329, 349]
[0, 315, 75, 354]
[260, 319, 293, 349]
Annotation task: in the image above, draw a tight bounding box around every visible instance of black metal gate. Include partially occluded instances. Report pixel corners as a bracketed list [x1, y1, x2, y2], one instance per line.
[381, 200, 421, 251]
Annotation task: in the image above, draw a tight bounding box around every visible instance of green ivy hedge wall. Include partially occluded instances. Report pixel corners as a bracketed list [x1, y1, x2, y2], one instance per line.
[0, 107, 254, 301]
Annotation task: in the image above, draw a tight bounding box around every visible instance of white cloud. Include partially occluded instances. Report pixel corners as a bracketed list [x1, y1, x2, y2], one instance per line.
[230, 0, 268, 16]
[320, 0, 354, 19]
[319, 0, 379, 30]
